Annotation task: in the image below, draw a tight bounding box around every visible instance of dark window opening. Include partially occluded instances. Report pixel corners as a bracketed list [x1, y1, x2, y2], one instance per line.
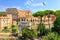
[31, 20, 32, 22]
[22, 18, 24, 21]
[27, 19, 28, 21]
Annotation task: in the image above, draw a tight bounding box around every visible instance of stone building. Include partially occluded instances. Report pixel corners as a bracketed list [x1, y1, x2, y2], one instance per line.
[0, 14, 12, 29]
[6, 8, 18, 25]
[17, 10, 40, 36]
[17, 10, 40, 30]
[6, 8, 40, 30]
[42, 14, 56, 29]
[0, 8, 56, 31]
[6, 8, 18, 20]
[0, 8, 56, 32]
[6, 8, 56, 29]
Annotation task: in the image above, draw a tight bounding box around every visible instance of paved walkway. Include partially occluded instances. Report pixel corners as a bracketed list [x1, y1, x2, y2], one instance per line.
[0, 33, 17, 38]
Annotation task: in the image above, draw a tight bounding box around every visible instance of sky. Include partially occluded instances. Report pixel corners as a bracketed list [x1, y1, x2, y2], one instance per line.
[0, 0, 60, 13]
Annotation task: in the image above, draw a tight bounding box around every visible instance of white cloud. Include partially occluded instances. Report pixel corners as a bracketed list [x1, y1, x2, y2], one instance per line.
[31, 3, 44, 7]
[30, 0, 34, 2]
[25, 0, 46, 13]
[25, 0, 45, 7]
[25, 0, 32, 6]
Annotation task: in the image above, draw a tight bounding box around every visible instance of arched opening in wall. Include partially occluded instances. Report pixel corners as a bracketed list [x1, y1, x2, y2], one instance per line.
[22, 18, 24, 21]
[24, 18, 25, 21]
[27, 19, 28, 21]
[32, 19, 34, 22]
[31, 19, 32, 22]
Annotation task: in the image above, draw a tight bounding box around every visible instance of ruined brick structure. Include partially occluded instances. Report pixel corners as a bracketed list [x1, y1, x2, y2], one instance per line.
[0, 8, 56, 30]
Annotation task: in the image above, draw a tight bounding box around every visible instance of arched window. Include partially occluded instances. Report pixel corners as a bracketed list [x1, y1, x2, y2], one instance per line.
[22, 18, 24, 21]
[33, 19, 34, 22]
[27, 19, 28, 21]
[30, 18, 32, 22]
[24, 18, 25, 21]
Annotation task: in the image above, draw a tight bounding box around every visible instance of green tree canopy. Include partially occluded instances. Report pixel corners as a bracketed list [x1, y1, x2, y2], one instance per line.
[33, 11, 45, 23]
[52, 10, 60, 34]
[0, 12, 6, 15]
[55, 10, 60, 17]
[44, 10, 54, 15]
[43, 32, 59, 40]
[52, 17, 60, 34]
[33, 11, 45, 17]
[22, 28, 38, 39]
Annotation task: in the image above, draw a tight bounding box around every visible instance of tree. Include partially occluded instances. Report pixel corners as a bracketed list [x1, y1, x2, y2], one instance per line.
[44, 10, 54, 31]
[52, 10, 60, 34]
[4, 27, 8, 30]
[44, 10, 54, 15]
[33, 11, 45, 23]
[37, 23, 50, 38]
[3, 27, 8, 32]
[52, 17, 60, 34]
[37, 23, 46, 37]
[55, 10, 60, 18]
[11, 25, 18, 37]
[22, 28, 38, 40]
[0, 12, 6, 15]
[42, 32, 59, 40]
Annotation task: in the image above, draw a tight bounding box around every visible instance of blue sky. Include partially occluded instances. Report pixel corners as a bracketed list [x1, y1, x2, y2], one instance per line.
[0, 0, 60, 13]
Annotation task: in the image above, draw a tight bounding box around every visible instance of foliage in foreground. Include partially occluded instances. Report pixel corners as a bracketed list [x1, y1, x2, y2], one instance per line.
[22, 28, 38, 39]
[42, 32, 60, 40]
[2, 25, 18, 37]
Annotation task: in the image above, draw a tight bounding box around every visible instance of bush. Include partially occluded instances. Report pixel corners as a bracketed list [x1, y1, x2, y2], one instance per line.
[22, 28, 38, 40]
[42, 32, 60, 40]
